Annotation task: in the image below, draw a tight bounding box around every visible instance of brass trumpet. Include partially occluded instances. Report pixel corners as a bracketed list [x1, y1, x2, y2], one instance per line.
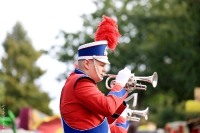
[104, 72, 158, 93]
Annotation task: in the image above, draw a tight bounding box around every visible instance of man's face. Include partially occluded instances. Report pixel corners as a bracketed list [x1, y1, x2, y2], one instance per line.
[87, 59, 107, 82]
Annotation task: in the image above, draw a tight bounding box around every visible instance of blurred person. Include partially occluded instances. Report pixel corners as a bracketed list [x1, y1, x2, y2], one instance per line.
[127, 121, 139, 133]
[59, 15, 132, 133]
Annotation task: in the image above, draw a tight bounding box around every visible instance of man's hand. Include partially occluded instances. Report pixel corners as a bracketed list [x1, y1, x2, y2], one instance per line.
[115, 67, 131, 87]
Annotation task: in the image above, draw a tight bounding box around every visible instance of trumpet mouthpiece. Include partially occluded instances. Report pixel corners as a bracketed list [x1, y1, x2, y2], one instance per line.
[103, 74, 108, 77]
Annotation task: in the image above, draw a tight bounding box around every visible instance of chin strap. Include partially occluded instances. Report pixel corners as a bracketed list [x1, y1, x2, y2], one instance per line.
[93, 56, 103, 81]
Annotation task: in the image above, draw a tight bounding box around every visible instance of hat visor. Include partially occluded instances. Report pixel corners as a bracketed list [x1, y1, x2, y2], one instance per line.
[95, 58, 110, 64]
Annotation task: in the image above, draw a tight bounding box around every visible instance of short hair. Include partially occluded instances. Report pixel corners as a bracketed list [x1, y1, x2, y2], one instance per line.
[78, 59, 93, 69]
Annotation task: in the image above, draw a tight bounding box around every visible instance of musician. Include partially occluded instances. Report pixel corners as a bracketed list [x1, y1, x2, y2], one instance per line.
[60, 15, 131, 133]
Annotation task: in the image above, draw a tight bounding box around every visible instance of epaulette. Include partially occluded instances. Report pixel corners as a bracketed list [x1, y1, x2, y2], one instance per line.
[74, 75, 96, 89]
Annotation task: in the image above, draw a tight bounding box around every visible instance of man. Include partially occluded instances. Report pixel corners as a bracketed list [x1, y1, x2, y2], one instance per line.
[60, 15, 131, 133]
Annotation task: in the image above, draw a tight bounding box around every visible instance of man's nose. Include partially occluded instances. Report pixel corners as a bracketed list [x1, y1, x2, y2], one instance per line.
[103, 66, 107, 72]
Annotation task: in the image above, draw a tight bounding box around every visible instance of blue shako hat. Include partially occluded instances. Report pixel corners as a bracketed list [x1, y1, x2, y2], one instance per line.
[78, 40, 109, 64]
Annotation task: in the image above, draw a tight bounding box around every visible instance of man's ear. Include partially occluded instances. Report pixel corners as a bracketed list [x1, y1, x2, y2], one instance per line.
[84, 59, 90, 70]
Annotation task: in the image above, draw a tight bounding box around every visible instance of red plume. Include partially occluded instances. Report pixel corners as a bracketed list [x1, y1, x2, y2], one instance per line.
[94, 15, 121, 50]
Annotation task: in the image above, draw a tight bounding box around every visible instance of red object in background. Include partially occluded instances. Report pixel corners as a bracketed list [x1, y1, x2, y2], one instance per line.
[171, 129, 177, 133]
[190, 128, 200, 133]
[16, 107, 62, 133]
[179, 125, 183, 133]
[36, 117, 62, 133]
[18, 107, 31, 130]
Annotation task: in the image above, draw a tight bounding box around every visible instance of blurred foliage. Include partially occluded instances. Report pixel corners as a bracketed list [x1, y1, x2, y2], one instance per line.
[51, 0, 200, 128]
[0, 22, 53, 116]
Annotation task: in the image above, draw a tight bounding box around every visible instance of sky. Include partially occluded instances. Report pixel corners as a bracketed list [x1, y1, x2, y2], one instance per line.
[0, 0, 96, 114]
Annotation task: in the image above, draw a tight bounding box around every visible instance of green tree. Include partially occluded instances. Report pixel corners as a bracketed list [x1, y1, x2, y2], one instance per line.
[0, 22, 52, 116]
[0, 74, 6, 104]
[52, 0, 200, 128]
[134, 0, 200, 127]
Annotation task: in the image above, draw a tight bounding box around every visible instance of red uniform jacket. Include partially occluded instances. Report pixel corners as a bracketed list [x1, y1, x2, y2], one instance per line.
[60, 69, 129, 133]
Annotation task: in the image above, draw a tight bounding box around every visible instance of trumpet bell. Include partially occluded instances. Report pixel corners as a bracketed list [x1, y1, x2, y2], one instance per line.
[152, 72, 158, 87]
[135, 72, 158, 88]
[131, 107, 149, 120]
